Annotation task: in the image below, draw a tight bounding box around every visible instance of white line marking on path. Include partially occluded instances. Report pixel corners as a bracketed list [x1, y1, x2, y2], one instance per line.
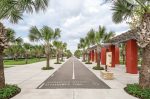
[72, 59, 75, 79]
[51, 74, 54, 77]
[39, 83, 45, 88]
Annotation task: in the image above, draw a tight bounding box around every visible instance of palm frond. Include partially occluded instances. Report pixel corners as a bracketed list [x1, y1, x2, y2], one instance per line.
[112, 0, 136, 23]
[41, 26, 54, 42]
[6, 28, 15, 42]
[15, 37, 23, 44]
[87, 29, 95, 45]
[29, 26, 41, 41]
[54, 28, 61, 39]
[103, 31, 115, 42]
[33, 0, 49, 12]
[95, 26, 106, 44]
[0, 0, 49, 23]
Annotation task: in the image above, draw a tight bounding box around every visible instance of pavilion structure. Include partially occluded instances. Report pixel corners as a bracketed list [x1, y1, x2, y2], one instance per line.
[88, 29, 139, 74]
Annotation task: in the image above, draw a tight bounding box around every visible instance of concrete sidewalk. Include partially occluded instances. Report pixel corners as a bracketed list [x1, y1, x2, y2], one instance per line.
[4, 58, 138, 99]
[81, 60, 138, 99]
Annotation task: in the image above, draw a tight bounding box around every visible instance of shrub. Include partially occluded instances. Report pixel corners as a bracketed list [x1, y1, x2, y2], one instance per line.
[124, 84, 150, 99]
[85, 62, 92, 64]
[60, 60, 65, 62]
[93, 66, 104, 70]
[0, 84, 21, 99]
[138, 66, 141, 70]
[42, 67, 54, 70]
[54, 62, 62, 64]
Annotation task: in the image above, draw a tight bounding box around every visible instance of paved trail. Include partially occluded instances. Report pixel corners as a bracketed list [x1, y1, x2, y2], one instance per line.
[38, 57, 110, 89]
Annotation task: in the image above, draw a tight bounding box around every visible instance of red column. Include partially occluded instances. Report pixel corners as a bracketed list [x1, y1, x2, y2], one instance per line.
[92, 50, 94, 62]
[126, 40, 138, 74]
[109, 45, 116, 67]
[89, 51, 90, 61]
[95, 50, 97, 63]
[101, 47, 106, 65]
[115, 47, 120, 64]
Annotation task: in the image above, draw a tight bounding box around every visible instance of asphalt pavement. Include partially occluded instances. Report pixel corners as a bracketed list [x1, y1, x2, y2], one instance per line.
[38, 57, 110, 89]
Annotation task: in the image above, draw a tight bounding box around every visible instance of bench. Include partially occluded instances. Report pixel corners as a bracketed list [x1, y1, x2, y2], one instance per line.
[100, 70, 114, 80]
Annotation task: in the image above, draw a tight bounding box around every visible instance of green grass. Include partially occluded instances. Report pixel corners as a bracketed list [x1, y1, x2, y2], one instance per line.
[85, 62, 92, 64]
[0, 84, 21, 99]
[4, 58, 46, 65]
[124, 84, 150, 99]
[4, 65, 14, 68]
[41, 67, 54, 70]
[93, 66, 104, 70]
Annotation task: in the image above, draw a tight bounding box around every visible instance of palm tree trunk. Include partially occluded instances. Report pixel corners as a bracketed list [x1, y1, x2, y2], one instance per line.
[139, 13, 150, 88]
[97, 46, 101, 67]
[46, 54, 50, 68]
[0, 51, 5, 88]
[88, 51, 90, 63]
[86, 52, 88, 62]
[82, 52, 86, 62]
[38, 56, 40, 61]
[122, 54, 125, 64]
[97, 51, 100, 67]
[25, 55, 28, 64]
[0, 23, 7, 89]
[57, 53, 59, 63]
[61, 53, 63, 61]
[45, 44, 50, 68]
[139, 43, 150, 88]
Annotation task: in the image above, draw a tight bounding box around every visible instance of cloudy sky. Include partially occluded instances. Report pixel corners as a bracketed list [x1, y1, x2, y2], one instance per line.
[3, 0, 129, 53]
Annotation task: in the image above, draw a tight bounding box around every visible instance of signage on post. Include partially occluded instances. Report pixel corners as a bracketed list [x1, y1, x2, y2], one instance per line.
[106, 52, 112, 67]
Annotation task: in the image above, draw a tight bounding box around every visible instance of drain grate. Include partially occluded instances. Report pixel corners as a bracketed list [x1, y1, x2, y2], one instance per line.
[39, 80, 101, 89]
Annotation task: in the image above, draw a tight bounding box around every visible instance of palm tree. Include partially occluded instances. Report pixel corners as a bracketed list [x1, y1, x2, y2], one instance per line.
[74, 50, 82, 58]
[23, 43, 32, 64]
[86, 29, 96, 63]
[95, 26, 106, 68]
[53, 41, 62, 64]
[4, 28, 16, 58]
[13, 37, 23, 60]
[78, 38, 87, 62]
[0, 24, 7, 88]
[95, 26, 115, 68]
[7, 37, 23, 60]
[106, 0, 150, 88]
[29, 26, 61, 69]
[61, 42, 67, 61]
[32, 45, 44, 61]
[6, 28, 15, 43]
[85, 37, 90, 63]
[87, 29, 96, 45]
[0, 0, 49, 88]
[66, 50, 72, 58]
[0, 0, 49, 23]
[120, 43, 126, 64]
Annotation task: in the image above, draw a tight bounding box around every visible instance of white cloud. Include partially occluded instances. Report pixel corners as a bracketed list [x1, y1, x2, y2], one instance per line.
[3, 0, 129, 53]
[23, 37, 31, 43]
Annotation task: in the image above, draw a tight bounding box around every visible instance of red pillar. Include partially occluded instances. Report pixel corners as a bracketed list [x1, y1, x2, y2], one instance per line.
[101, 47, 106, 65]
[109, 45, 116, 67]
[95, 50, 97, 63]
[115, 47, 120, 64]
[89, 51, 90, 61]
[92, 50, 94, 62]
[126, 40, 138, 74]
